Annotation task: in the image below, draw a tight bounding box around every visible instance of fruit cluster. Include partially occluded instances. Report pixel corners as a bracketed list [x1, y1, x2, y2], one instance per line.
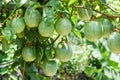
[2, 2, 73, 76]
[84, 19, 120, 54]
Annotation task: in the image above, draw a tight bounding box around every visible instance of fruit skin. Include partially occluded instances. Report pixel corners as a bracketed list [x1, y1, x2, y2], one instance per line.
[12, 17, 25, 33]
[84, 21, 102, 42]
[42, 60, 58, 76]
[102, 19, 113, 38]
[21, 46, 36, 62]
[56, 43, 73, 62]
[38, 21, 54, 37]
[107, 32, 120, 54]
[24, 9, 41, 28]
[55, 18, 72, 36]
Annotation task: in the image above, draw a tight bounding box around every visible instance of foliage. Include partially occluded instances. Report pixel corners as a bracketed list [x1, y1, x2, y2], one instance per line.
[0, 0, 120, 80]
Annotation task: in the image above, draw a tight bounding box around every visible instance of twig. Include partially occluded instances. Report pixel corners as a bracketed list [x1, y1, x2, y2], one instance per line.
[49, 35, 60, 46]
[1, 6, 17, 26]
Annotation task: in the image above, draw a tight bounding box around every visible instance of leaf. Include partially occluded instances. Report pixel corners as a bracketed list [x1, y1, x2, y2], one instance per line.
[2, 38, 9, 52]
[68, 0, 78, 7]
[71, 15, 78, 24]
[35, 46, 43, 65]
[95, 72, 112, 80]
[25, 29, 37, 42]
[45, 47, 53, 60]
[2, 27, 15, 41]
[47, 0, 64, 11]
[104, 67, 112, 78]
[84, 66, 96, 77]
[9, 74, 17, 80]
[15, 38, 24, 49]
[0, 67, 9, 75]
[101, 51, 110, 61]
[16, 0, 28, 8]
[73, 29, 82, 40]
[107, 60, 120, 69]
[28, 73, 39, 80]
[43, 7, 54, 23]
[0, 53, 7, 62]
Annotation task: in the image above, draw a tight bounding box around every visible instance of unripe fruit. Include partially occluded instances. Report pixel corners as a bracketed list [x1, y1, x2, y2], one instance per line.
[55, 18, 72, 36]
[84, 21, 102, 42]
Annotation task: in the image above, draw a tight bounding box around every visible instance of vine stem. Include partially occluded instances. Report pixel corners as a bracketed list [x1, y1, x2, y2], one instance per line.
[2, 6, 17, 26]
[49, 35, 60, 46]
[22, 62, 26, 80]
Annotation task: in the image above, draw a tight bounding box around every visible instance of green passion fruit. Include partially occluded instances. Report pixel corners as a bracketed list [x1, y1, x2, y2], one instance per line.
[107, 32, 120, 54]
[11, 17, 25, 33]
[55, 18, 72, 36]
[84, 21, 102, 42]
[24, 9, 41, 28]
[38, 21, 54, 37]
[56, 43, 73, 62]
[42, 60, 58, 76]
[102, 19, 114, 38]
[21, 46, 36, 62]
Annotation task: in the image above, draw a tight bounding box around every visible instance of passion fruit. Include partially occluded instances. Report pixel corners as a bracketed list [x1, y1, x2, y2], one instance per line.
[102, 19, 114, 38]
[42, 60, 58, 76]
[55, 18, 72, 36]
[84, 21, 102, 42]
[11, 17, 25, 33]
[56, 43, 73, 62]
[38, 21, 54, 37]
[107, 32, 120, 54]
[24, 9, 41, 28]
[21, 46, 36, 62]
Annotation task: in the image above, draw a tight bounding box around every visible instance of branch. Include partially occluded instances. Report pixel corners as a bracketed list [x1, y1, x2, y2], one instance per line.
[75, 6, 120, 18]
[49, 35, 60, 46]
[100, 0, 118, 13]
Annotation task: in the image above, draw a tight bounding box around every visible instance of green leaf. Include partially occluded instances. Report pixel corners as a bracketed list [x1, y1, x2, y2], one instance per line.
[95, 72, 112, 80]
[15, 38, 24, 49]
[73, 29, 82, 40]
[71, 15, 78, 24]
[2, 27, 15, 41]
[84, 66, 96, 77]
[0, 67, 9, 75]
[104, 67, 112, 78]
[101, 51, 110, 61]
[45, 47, 53, 60]
[27, 73, 39, 80]
[25, 29, 37, 42]
[2, 38, 9, 52]
[0, 53, 7, 62]
[68, 0, 78, 6]
[43, 7, 54, 23]
[107, 60, 120, 69]
[47, 0, 64, 11]
[35, 46, 43, 65]
[9, 74, 17, 80]
[16, 0, 28, 8]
